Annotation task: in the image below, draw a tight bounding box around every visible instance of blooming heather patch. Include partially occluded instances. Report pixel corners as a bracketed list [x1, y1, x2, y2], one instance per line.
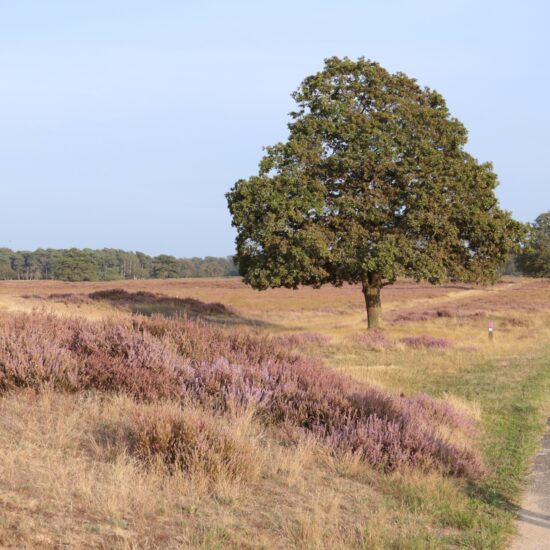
[273, 332, 331, 348]
[405, 393, 477, 434]
[0, 314, 80, 392]
[0, 311, 483, 478]
[388, 308, 485, 325]
[48, 293, 94, 305]
[399, 335, 452, 350]
[20, 293, 94, 305]
[353, 330, 394, 351]
[385, 279, 550, 326]
[501, 317, 531, 328]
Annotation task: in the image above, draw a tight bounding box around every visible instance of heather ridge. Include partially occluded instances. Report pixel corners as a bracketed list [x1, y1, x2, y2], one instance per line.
[0, 311, 484, 478]
[273, 331, 331, 348]
[38, 289, 235, 318]
[88, 288, 231, 315]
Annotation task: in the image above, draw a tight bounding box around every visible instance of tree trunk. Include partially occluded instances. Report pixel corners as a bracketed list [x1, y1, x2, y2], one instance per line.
[362, 273, 382, 330]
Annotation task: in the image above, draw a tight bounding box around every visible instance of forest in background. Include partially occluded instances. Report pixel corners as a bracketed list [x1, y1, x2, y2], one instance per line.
[0, 246, 534, 282]
[0, 248, 238, 281]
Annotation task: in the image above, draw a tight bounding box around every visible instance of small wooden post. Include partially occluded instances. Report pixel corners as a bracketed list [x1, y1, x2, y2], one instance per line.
[488, 319, 494, 341]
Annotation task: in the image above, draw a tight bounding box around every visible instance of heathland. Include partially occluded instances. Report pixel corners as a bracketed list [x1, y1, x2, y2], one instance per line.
[0, 277, 549, 548]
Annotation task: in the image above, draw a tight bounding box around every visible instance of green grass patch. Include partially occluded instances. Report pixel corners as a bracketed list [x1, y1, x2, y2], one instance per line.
[390, 347, 550, 548]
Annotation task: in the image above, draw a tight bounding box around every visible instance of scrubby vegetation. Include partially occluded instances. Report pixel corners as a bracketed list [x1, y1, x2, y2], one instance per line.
[1, 277, 550, 548]
[0, 311, 483, 478]
[399, 335, 452, 350]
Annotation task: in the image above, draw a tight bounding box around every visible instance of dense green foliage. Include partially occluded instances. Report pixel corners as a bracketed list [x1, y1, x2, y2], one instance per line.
[498, 255, 521, 276]
[0, 247, 238, 281]
[227, 57, 525, 327]
[516, 211, 550, 277]
[53, 249, 100, 282]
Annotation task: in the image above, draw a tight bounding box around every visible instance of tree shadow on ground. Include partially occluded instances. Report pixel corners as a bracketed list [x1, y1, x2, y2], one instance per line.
[46, 289, 279, 329]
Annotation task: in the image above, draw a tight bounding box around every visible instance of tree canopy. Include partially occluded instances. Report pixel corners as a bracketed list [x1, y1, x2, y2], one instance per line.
[517, 212, 550, 277]
[54, 249, 99, 282]
[227, 57, 524, 328]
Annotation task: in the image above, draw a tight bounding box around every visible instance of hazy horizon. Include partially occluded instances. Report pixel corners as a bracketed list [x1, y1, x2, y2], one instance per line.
[1, 0, 548, 257]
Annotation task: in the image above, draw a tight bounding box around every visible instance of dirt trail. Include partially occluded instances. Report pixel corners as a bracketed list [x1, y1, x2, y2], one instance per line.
[384, 278, 530, 313]
[511, 418, 550, 549]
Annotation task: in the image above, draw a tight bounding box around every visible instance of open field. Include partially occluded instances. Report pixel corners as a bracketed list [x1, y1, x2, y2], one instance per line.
[1, 277, 550, 548]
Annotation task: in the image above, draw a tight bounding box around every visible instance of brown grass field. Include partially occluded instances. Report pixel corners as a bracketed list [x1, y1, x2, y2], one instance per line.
[1, 276, 550, 549]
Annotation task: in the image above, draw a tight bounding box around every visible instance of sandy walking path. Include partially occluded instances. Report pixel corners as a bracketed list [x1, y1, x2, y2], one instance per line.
[511, 418, 550, 549]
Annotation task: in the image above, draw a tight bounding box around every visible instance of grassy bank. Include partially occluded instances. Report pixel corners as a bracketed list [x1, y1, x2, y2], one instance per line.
[369, 347, 550, 548]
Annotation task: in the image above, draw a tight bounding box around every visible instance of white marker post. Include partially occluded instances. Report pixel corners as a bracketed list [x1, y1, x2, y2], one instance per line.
[488, 319, 494, 341]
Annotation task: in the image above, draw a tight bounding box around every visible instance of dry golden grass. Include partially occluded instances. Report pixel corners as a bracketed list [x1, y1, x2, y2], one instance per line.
[0, 276, 481, 318]
[2, 390, 453, 549]
[1, 276, 550, 548]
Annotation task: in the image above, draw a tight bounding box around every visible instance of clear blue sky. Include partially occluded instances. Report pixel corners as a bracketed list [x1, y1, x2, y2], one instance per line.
[1, 0, 548, 257]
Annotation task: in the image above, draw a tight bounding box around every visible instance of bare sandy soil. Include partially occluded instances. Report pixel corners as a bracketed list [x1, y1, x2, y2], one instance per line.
[512, 419, 550, 549]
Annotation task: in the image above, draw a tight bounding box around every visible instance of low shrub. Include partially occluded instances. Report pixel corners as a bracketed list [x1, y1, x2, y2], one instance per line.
[273, 332, 331, 348]
[48, 293, 94, 305]
[399, 335, 452, 350]
[389, 308, 485, 325]
[129, 404, 259, 482]
[0, 314, 80, 392]
[353, 330, 394, 351]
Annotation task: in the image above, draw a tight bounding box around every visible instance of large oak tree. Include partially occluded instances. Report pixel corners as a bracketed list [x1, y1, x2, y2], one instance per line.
[227, 57, 524, 328]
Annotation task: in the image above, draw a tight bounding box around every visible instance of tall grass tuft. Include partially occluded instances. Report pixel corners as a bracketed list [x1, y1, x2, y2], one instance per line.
[129, 403, 260, 482]
[400, 335, 452, 349]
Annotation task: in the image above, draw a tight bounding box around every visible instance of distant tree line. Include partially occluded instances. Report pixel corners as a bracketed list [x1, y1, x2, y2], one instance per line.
[515, 212, 550, 277]
[2, 211, 547, 283]
[500, 211, 549, 277]
[0, 248, 238, 281]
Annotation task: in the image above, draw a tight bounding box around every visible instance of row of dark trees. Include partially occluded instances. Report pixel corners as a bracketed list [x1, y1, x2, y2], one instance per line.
[498, 212, 550, 277]
[0, 248, 238, 281]
[514, 212, 550, 277]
